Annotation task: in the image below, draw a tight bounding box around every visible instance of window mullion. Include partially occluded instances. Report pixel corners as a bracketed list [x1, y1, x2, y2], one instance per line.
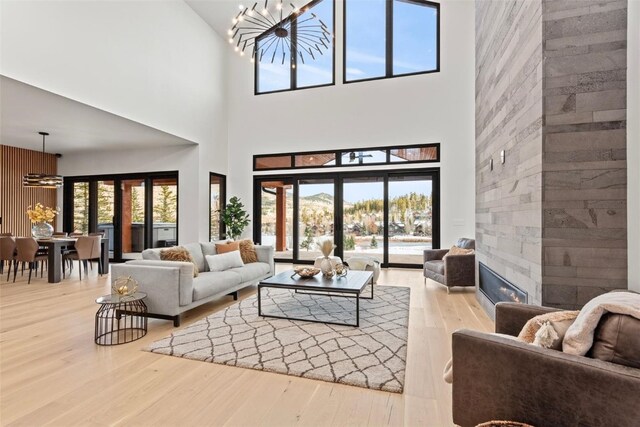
[386, 0, 393, 77]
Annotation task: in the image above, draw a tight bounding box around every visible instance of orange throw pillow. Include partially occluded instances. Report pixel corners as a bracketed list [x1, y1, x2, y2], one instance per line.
[239, 240, 258, 264]
[216, 241, 240, 254]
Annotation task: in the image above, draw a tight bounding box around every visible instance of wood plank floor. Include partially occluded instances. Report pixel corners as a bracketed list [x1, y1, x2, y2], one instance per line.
[0, 264, 492, 426]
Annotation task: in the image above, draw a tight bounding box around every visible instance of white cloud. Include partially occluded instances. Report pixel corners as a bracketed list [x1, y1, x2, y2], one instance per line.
[347, 50, 385, 65]
[346, 67, 366, 77]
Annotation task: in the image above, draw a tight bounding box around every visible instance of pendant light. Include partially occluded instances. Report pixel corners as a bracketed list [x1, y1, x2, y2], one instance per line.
[22, 132, 63, 188]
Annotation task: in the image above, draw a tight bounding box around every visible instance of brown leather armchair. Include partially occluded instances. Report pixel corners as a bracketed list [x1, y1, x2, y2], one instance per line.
[452, 302, 640, 427]
[423, 237, 475, 292]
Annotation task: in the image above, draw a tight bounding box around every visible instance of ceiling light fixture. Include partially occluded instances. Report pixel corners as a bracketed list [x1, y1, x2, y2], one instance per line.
[23, 132, 63, 188]
[228, 0, 331, 67]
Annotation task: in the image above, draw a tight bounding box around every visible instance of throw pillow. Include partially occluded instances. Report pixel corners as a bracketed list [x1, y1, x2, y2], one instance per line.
[589, 313, 640, 369]
[206, 251, 245, 272]
[239, 240, 258, 264]
[160, 247, 199, 277]
[443, 245, 475, 259]
[517, 310, 579, 350]
[215, 241, 240, 254]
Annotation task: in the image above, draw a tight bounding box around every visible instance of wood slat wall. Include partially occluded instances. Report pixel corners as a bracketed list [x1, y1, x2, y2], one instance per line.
[0, 145, 58, 236]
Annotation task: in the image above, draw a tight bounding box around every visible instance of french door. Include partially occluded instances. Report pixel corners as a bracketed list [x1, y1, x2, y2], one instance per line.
[63, 171, 178, 262]
[254, 168, 439, 268]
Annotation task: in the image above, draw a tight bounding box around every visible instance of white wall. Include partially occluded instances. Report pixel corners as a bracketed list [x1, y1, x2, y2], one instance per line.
[227, 0, 476, 247]
[0, 0, 220, 145]
[0, 0, 229, 242]
[629, 0, 640, 292]
[57, 138, 227, 243]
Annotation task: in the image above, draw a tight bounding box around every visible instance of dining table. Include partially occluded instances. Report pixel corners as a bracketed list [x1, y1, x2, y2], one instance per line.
[36, 238, 109, 283]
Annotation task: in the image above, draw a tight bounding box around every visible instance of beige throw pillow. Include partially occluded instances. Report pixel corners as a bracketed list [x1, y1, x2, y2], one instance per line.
[518, 310, 579, 350]
[160, 247, 199, 277]
[443, 245, 475, 259]
[238, 240, 258, 264]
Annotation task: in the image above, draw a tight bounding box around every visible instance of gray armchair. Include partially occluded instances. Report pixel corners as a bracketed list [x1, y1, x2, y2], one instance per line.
[423, 237, 475, 292]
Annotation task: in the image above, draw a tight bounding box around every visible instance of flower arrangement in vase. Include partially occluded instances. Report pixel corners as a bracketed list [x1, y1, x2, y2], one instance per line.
[26, 203, 59, 239]
[319, 238, 337, 278]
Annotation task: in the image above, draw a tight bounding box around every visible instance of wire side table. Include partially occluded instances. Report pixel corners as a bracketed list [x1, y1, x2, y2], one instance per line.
[95, 293, 148, 346]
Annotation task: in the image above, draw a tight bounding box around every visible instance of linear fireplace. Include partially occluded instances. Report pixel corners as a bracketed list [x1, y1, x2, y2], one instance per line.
[479, 262, 527, 305]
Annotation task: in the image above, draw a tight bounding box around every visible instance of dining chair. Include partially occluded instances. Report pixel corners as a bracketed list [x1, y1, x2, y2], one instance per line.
[0, 236, 16, 280]
[64, 235, 101, 280]
[0, 232, 13, 236]
[69, 232, 84, 237]
[52, 231, 68, 237]
[14, 238, 48, 284]
[89, 231, 105, 237]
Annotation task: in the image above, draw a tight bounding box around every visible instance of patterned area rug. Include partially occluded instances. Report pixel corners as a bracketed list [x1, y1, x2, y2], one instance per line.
[146, 285, 410, 393]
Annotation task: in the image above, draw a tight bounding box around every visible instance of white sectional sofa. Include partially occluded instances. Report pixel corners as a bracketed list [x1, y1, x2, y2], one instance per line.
[110, 242, 274, 326]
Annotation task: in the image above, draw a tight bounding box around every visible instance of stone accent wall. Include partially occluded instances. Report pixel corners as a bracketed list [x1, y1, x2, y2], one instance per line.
[476, 0, 627, 312]
[542, 0, 628, 308]
[476, 0, 544, 307]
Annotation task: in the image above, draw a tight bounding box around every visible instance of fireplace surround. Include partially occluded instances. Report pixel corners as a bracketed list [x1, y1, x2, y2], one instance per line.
[478, 262, 528, 306]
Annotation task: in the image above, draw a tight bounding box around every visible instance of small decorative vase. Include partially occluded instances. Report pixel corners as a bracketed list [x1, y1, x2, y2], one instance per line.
[32, 222, 54, 239]
[320, 256, 334, 279]
[335, 262, 349, 278]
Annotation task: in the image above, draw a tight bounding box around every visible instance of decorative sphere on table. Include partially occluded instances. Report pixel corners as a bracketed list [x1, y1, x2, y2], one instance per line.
[112, 276, 139, 296]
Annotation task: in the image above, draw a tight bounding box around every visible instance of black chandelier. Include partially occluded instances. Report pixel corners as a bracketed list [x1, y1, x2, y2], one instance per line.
[228, 0, 331, 66]
[23, 132, 63, 188]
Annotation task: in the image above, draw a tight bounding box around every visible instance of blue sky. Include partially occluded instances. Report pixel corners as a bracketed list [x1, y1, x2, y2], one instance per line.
[259, 0, 438, 91]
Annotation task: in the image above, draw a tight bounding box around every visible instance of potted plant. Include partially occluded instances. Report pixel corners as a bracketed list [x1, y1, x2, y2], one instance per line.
[221, 196, 250, 240]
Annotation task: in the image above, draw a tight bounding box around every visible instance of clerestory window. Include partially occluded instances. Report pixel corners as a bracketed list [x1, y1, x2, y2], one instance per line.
[344, 0, 439, 83]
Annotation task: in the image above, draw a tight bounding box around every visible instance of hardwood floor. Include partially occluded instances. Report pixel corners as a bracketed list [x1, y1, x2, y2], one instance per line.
[0, 264, 492, 426]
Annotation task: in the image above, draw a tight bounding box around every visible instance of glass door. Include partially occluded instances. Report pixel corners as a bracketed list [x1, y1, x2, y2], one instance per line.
[97, 180, 116, 259]
[253, 169, 439, 267]
[151, 177, 178, 249]
[387, 175, 434, 265]
[64, 172, 179, 261]
[259, 180, 294, 260]
[342, 177, 384, 263]
[297, 178, 335, 261]
[120, 179, 146, 260]
[72, 181, 90, 234]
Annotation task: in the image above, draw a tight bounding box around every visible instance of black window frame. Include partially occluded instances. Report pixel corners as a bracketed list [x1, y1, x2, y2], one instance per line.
[254, 0, 336, 95]
[209, 172, 227, 241]
[253, 143, 440, 171]
[343, 0, 441, 84]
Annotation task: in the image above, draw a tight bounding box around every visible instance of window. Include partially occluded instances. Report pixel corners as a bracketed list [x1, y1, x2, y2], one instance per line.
[254, 143, 440, 171]
[63, 171, 178, 262]
[390, 145, 438, 162]
[344, 0, 439, 83]
[255, 155, 293, 170]
[253, 169, 440, 267]
[210, 173, 226, 241]
[294, 152, 336, 167]
[340, 150, 387, 165]
[255, 0, 335, 94]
